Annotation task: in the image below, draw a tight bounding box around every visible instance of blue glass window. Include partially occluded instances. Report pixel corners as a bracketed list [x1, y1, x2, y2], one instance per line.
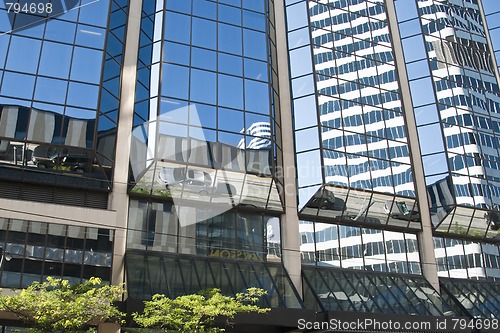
[70, 47, 104, 84]
[243, 29, 267, 60]
[166, 0, 192, 14]
[193, 0, 216, 20]
[218, 74, 243, 109]
[218, 23, 242, 55]
[5, 36, 41, 74]
[219, 4, 241, 26]
[162, 63, 189, 100]
[77, 0, 110, 27]
[0, 72, 35, 100]
[34, 77, 68, 105]
[190, 69, 216, 104]
[243, 10, 265, 31]
[75, 25, 106, 49]
[67, 82, 99, 109]
[164, 11, 191, 44]
[245, 79, 269, 114]
[44, 19, 76, 44]
[242, 0, 265, 12]
[164, 42, 190, 66]
[218, 53, 242, 76]
[218, 107, 244, 132]
[286, 1, 308, 31]
[244, 58, 268, 81]
[192, 103, 216, 129]
[38, 42, 72, 79]
[191, 47, 216, 70]
[192, 17, 216, 49]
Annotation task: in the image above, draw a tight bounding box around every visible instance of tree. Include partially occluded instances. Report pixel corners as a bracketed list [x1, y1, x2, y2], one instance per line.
[133, 287, 270, 333]
[0, 276, 125, 333]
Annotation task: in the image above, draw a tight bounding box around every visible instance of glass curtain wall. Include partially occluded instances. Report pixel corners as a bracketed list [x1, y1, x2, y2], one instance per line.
[0, 0, 128, 191]
[287, 0, 420, 232]
[396, 0, 500, 239]
[126, 0, 285, 266]
[128, 0, 283, 212]
[0, 217, 114, 288]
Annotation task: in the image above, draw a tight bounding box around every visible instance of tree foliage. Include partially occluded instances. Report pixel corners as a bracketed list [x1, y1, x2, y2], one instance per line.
[133, 287, 270, 333]
[0, 276, 125, 333]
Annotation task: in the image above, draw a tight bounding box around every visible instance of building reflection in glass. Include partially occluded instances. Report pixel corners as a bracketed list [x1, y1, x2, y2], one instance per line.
[0, 0, 128, 191]
[130, 0, 283, 214]
[288, 0, 418, 230]
[405, 0, 500, 239]
[127, 199, 281, 262]
[0, 217, 114, 288]
[299, 220, 421, 275]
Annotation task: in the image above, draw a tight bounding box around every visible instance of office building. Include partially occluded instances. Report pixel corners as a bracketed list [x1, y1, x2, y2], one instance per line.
[0, 0, 499, 331]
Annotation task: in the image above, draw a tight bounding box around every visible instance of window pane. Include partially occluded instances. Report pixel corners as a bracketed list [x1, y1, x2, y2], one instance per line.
[39, 42, 72, 79]
[34, 77, 68, 105]
[162, 64, 189, 100]
[218, 53, 242, 76]
[243, 29, 267, 60]
[70, 47, 104, 84]
[164, 11, 191, 44]
[5, 36, 41, 74]
[191, 69, 216, 104]
[218, 23, 242, 55]
[67, 82, 99, 109]
[191, 47, 216, 70]
[192, 17, 216, 49]
[245, 79, 269, 114]
[218, 74, 243, 109]
[1, 72, 35, 100]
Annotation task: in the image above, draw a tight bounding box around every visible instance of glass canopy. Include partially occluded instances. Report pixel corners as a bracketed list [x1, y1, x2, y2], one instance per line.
[303, 266, 457, 316]
[440, 278, 500, 318]
[125, 250, 303, 309]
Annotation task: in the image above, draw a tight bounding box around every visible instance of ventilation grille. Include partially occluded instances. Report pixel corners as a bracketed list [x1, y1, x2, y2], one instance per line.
[0, 180, 109, 209]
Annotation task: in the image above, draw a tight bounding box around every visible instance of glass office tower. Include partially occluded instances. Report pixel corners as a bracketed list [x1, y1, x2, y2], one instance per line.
[0, 0, 499, 331]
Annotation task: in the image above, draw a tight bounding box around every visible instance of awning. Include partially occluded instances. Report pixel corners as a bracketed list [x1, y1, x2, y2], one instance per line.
[125, 250, 303, 309]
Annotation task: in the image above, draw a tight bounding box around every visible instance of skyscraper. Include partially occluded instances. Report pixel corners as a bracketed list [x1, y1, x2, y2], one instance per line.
[0, 0, 499, 332]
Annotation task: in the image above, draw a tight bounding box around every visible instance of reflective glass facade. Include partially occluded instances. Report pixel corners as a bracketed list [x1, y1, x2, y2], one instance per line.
[129, 0, 284, 213]
[288, 0, 419, 232]
[0, 0, 128, 191]
[300, 220, 421, 274]
[0, 217, 113, 288]
[127, 198, 281, 261]
[126, 250, 302, 308]
[441, 277, 500, 318]
[393, 0, 500, 239]
[303, 266, 456, 315]
[434, 236, 500, 280]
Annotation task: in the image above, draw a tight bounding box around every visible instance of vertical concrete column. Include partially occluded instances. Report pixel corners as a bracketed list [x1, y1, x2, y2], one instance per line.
[98, 323, 121, 333]
[109, 0, 143, 286]
[385, 0, 440, 291]
[274, 0, 302, 295]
